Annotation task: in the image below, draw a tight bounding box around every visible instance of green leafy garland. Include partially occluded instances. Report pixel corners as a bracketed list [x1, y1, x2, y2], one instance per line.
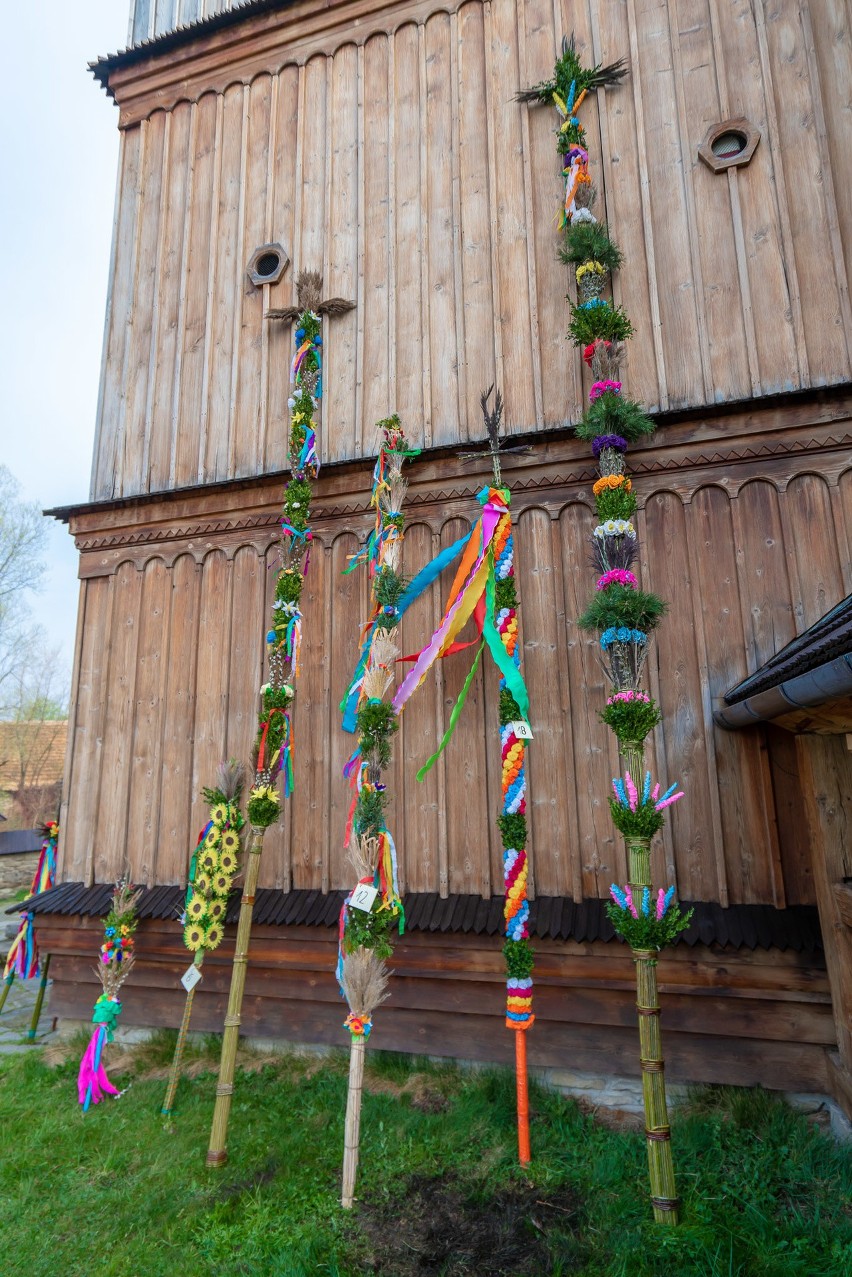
[246, 283, 324, 827]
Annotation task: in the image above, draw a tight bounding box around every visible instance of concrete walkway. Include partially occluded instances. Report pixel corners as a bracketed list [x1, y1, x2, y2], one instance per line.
[0, 903, 58, 1054]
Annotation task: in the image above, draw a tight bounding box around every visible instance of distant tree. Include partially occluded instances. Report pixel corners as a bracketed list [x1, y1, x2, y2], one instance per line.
[0, 465, 48, 710]
[0, 658, 68, 829]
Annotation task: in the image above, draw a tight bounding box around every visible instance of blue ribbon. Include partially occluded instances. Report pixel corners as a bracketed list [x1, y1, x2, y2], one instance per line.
[340, 526, 475, 733]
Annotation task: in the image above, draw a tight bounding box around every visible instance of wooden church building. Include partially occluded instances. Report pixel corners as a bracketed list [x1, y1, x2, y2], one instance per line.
[32, 0, 852, 1114]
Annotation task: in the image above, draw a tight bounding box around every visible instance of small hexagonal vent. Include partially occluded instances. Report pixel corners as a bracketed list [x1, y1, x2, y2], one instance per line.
[247, 243, 290, 287]
[698, 118, 760, 173]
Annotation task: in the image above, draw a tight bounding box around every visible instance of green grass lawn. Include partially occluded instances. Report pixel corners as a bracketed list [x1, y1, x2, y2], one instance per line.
[0, 1035, 849, 1277]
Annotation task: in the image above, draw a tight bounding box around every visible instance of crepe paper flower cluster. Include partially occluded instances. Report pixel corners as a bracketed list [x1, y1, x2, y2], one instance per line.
[607, 883, 693, 951]
[2, 820, 58, 984]
[609, 771, 684, 839]
[597, 569, 637, 591]
[594, 519, 636, 540]
[576, 260, 607, 282]
[600, 690, 662, 746]
[601, 626, 647, 649]
[78, 880, 141, 1110]
[590, 379, 622, 401]
[593, 474, 632, 496]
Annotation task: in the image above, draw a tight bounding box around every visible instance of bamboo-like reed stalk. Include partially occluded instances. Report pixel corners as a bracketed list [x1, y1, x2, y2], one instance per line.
[207, 825, 264, 1164]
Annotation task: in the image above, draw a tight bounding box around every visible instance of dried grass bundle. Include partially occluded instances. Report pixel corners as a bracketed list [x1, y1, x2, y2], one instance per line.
[348, 832, 382, 880]
[590, 340, 624, 381]
[341, 947, 390, 1019]
[361, 630, 399, 702]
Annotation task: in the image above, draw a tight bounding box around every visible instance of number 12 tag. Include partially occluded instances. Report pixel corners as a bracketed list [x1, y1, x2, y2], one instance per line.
[511, 720, 534, 740]
[350, 883, 379, 913]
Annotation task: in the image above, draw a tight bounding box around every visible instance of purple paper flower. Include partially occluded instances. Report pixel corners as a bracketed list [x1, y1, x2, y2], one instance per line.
[592, 434, 629, 457]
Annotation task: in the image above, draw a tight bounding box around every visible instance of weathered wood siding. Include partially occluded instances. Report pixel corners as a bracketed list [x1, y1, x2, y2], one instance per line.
[93, 0, 852, 501]
[60, 394, 852, 905]
[36, 910, 834, 1094]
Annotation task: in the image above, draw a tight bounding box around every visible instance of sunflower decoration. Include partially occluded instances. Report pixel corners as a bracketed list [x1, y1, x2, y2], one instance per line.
[184, 923, 205, 952]
[186, 894, 208, 923]
[220, 828, 239, 856]
[199, 848, 219, 875]
[218, 849, 238, 875]
[212, 871, 233, 897]
[194, 871, 212, 897]
[204, 923, 224, 952]
[179, 761, 247, 958]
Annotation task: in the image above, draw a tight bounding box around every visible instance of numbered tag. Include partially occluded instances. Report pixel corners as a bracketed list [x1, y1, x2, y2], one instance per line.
[181, 964, 203, 993]
[350, 883, 379, 913]
[510, 720, 534, 740]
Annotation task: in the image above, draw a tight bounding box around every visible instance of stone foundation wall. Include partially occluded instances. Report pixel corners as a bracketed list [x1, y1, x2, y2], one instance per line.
[0, 852, 38, 894]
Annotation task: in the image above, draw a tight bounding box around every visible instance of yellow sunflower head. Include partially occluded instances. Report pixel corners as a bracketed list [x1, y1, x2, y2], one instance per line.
[184, 923, 205, 951]
[186, 893, 208, 922]
[199, 849, 219, 875]
[205, 826, 222, 848]
[194, 872, 211, 895]
[218, 850, 238, 875]
[208, 898, 225, 923]
[220, 830, 239, 854]
[211, 804, 228, 826]
[204, 923, 224, 951]
[226, 802, 242, 827]
[212, 872, 233, 896]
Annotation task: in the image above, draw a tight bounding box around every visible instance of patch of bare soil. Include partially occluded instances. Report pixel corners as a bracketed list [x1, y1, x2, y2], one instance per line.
[363, 1070, 452, 1114]
[358, 1173, 582, 1276]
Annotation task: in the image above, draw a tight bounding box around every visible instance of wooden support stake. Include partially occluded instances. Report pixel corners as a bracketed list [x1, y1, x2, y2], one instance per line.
[207, 826, 265, 1166]
[162, 950, 204, 1116]
[341, 1035, 366, 1208]
[26, 953, 50, 1042]
[0, 974, 13, 1015]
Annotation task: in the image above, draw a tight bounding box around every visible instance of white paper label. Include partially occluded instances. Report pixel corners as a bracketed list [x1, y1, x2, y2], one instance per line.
[510, 720, 534, 740]
[181, 964, 203, 992]
[350, 883, 379, 913]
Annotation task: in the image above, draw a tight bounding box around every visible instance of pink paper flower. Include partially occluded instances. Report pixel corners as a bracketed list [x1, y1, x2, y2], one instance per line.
[596, 569, 637, 591]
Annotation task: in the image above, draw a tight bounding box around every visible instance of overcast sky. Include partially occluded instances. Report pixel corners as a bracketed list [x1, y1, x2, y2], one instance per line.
[0, 3, 129, 685]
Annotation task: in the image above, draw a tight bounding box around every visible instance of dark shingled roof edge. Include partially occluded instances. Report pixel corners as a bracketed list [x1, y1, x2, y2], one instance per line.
[9, 883, 823, 953]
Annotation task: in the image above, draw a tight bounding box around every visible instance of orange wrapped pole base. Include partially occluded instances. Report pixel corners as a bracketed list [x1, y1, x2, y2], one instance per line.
[514, 1026, 531, 1165]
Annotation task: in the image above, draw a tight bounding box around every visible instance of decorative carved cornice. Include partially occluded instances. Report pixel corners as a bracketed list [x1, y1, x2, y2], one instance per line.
[71, 421, 852, 566]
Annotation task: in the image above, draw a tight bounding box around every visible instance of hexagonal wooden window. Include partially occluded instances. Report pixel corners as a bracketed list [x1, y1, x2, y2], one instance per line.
[698, 118, 760, 173]
[247, 242, 289, 287]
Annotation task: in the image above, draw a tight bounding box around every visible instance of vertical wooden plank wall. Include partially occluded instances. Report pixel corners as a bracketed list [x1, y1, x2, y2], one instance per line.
[61, 435, 852, 904]
[93, 0, 852, 501]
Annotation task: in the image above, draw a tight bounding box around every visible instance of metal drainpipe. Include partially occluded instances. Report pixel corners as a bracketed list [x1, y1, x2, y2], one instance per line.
[714, 652, 852, 730]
